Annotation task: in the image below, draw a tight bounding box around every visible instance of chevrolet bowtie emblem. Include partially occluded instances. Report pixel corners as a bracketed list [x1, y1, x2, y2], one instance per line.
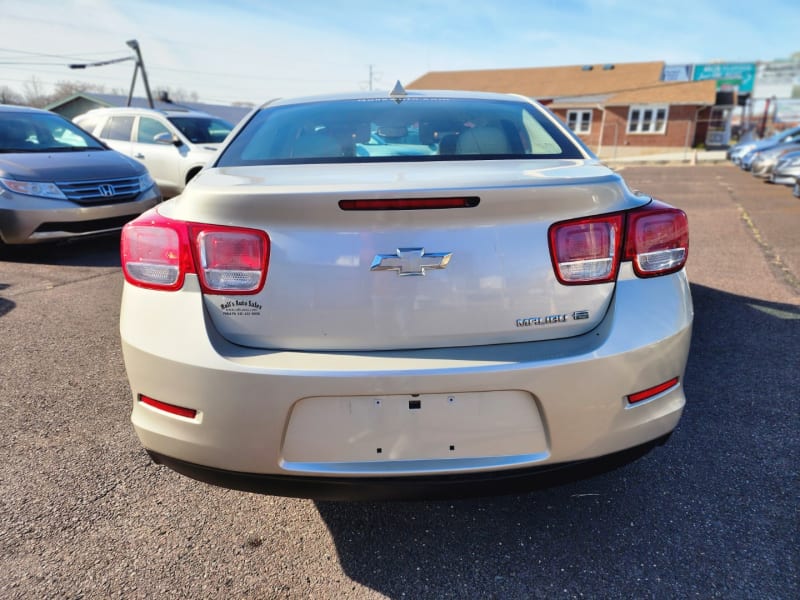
[370, 248, 452, 276]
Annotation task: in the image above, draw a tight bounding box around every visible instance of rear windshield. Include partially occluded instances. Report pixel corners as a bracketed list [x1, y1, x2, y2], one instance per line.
[216, 97, 585, 166]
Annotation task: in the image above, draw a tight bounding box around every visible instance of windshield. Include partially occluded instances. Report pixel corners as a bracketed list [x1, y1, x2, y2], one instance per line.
[0, 111, 105, 153]
[168, 116, 233, 144]
[216, 97, 585, 167]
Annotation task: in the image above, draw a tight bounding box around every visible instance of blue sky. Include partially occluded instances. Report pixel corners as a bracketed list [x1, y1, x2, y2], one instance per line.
[0, 0, 797, 105]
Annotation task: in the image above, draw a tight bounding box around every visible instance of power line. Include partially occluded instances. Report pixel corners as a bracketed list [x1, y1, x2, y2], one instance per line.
[0, 47, 125, 60]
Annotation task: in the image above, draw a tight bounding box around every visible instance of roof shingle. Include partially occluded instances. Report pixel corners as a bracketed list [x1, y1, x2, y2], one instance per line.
[408, 61, 716, 106]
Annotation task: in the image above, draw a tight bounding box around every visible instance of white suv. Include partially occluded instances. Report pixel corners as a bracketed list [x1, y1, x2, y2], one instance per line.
[75, 107, 233, 198]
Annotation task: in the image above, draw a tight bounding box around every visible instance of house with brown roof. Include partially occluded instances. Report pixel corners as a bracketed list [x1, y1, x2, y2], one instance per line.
[408, 61, 720, 156]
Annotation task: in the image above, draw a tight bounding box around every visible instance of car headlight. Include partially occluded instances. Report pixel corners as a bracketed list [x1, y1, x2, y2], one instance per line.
[0, 177, 67, 200]
[137, 172, 156, 192]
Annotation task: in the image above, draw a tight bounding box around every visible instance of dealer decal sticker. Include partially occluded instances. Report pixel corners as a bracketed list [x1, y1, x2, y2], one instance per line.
[219, 299, 263, 317]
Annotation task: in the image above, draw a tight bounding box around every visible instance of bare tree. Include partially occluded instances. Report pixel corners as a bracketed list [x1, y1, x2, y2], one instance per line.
[23, 76, 48, 107]
[10, 76, 202, 108]
[0, 85, 25, 105]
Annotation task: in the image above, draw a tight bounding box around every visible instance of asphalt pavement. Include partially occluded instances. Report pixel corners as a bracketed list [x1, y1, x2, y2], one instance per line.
[0, 163, 797, 599]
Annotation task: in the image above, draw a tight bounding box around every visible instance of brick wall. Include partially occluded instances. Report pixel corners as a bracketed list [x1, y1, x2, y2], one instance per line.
[553, 105, 713, 154]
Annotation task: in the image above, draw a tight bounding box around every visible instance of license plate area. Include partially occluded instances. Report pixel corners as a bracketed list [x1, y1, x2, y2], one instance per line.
[282, 391, 547, 464]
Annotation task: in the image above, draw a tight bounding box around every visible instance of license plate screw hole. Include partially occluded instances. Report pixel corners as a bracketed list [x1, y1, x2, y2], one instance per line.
[376, 448, 382, 454]
[449, 445, 455, 451]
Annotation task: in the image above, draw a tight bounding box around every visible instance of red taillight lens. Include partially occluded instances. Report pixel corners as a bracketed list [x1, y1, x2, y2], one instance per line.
[121, 209, 269, 294]
[624, 202, 689, 277]
[548, 201, 688, 285]
[193, 227, 269, 293]
[121, 210, 194, 291]
[549, 214, 623, 284]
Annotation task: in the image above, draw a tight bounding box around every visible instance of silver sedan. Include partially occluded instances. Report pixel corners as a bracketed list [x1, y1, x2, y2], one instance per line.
[769, 150, 800, 185]
[119, 88, 692, 499]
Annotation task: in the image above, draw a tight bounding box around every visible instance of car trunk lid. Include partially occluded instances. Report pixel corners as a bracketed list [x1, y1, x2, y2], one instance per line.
[165, 160, 647, 351]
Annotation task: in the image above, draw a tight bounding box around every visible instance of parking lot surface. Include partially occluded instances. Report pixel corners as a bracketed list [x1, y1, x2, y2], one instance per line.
[1, 165, 798, 599]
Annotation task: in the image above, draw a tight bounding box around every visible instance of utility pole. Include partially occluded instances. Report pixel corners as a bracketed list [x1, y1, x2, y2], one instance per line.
[69, 40, 153, 108]
[126, 40, 153, 108]
[364, 65, 381, 91]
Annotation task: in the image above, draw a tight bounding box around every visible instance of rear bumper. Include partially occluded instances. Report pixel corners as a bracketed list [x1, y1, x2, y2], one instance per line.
[148, 434, 671, 501]
[121, 266, 693, 495]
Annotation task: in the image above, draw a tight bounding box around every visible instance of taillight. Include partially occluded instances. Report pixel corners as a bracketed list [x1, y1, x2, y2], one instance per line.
[624, 201, 688, 277]
[549, 214, 623, 284]
[121, 210, 194, 291]
[549, 201, 688, 285]
[121, 209, 269, 294]
[192, 227, 269, 293]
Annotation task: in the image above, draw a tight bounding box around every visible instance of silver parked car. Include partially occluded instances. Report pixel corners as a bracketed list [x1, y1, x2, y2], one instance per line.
[750, 142, 800, 178]
[119, 88, 692, 500]
[769, 150, 800, 185]
[728, 125, 800, 166]
[0, 104, 160, 247]
[75, 107, 233, 198]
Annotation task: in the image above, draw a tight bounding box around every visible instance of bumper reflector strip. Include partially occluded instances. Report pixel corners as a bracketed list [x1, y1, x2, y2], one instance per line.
[627, 377, 680, 404]
[139, 395, 197, 419]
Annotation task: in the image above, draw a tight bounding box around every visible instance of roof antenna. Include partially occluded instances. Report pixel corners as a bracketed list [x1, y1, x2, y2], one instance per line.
[389, 80, 407, 103]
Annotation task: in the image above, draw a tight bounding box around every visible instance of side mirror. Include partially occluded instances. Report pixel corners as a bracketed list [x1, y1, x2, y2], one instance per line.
[154, 132, 182, 146]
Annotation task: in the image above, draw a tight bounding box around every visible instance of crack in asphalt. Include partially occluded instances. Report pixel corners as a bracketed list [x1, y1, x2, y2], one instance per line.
[720, 180, 800, 294]
[735, 203, 800, 293]
[0, 269, 121, 299]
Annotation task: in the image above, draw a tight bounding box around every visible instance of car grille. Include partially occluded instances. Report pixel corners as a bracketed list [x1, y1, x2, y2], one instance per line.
[34, 214, 139, 234]
[57, 177, 141, 205]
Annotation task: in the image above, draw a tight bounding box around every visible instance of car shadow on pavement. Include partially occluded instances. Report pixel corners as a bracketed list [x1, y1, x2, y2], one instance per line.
[0, 283, 13, 317]
[0, 234, 121, 268]
[313, 283, 799, 598]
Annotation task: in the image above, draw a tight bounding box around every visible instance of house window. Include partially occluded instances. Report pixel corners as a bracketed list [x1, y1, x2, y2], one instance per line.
[627, 105, 668, 134]
[566, 110, 592, 134]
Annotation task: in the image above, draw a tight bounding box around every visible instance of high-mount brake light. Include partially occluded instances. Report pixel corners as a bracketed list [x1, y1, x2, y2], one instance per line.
[121, 209, 269, 294]
[339, 197, 480, 210]
[549, 214, 623, 284]
[624, 202, 689, 277]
